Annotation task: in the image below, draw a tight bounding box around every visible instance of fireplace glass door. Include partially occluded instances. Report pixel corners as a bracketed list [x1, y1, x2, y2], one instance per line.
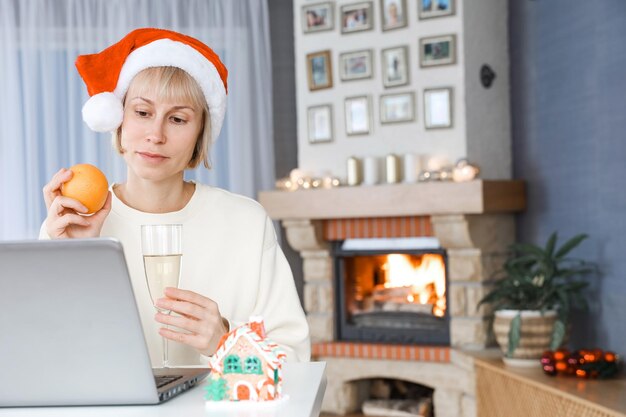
[334, 243, 450, 345]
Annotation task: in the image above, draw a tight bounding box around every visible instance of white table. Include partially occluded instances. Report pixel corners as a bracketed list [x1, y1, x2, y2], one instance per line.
[0, 362, 327, 417]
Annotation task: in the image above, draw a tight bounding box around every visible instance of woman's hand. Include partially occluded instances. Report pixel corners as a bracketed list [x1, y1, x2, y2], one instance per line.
[155, 287, 229, 356]
[43, 168, 112, 239]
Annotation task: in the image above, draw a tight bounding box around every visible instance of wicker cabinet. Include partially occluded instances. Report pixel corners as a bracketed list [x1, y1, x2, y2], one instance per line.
[474, 356, 626, 417]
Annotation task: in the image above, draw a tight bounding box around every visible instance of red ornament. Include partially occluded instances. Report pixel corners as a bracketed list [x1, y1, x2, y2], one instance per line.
[541, 348, 619, 379]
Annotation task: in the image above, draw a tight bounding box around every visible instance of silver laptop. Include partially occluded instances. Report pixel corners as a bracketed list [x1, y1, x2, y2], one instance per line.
[0, 238, 209, 407]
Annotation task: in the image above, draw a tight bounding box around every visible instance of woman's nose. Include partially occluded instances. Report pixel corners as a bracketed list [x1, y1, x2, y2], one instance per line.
[146, 118, 166, 143]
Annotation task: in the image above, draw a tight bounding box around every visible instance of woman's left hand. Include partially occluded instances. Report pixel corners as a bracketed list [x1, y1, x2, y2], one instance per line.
[155, 287, 229, 356]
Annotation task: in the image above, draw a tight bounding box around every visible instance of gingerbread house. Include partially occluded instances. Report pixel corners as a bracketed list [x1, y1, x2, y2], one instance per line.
[205, 317, 286, 401]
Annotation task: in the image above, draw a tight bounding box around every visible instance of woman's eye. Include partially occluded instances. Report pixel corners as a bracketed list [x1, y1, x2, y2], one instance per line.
[135, 110, 149, 117]
[171, 116, 187, 124]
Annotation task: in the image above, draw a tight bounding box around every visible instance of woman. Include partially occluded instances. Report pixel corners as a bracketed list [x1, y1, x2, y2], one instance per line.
[40, 28, 310, 366]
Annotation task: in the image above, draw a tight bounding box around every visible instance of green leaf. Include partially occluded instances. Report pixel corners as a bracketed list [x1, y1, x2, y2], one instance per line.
[571, 292, 589, 311]
[564, 281, 589, 292]
[509, 243, 545, 258]
[555, 234, 588, 259]
[477, 288, 507, 308]
[507, 313, 522, 357]
[545, 232, 557, 257]
[550, 320, 566, 350]
[556, 288, 571, 317]
[507, 254, 540, 267]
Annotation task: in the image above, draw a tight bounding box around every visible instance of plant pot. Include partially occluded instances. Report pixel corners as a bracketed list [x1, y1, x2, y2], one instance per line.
[493, 309, 558, 367]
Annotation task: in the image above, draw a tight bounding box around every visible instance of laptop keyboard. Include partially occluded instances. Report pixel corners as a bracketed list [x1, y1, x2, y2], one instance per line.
[154, 375, 183, 389]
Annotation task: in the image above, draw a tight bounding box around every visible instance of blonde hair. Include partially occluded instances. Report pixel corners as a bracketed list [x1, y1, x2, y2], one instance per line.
[111, 66, 211, 169]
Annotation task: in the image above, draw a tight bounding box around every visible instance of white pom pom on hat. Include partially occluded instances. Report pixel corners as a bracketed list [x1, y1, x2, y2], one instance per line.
[82, 92, 124, 132]
[75, 28, 228, 144]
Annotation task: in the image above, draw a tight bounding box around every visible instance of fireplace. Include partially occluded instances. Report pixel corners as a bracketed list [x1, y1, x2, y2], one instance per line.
[334, 241, 450, 345]
[258, 180, 526, 416]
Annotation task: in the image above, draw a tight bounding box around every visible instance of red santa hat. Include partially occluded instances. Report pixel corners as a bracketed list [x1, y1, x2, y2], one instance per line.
[75, 28, 228, 145]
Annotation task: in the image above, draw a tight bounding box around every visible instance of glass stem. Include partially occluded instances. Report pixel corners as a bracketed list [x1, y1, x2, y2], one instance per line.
[163, 323, 169, 368]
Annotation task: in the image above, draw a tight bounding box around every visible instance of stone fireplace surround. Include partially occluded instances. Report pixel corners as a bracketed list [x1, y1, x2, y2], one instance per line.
[258, 180, 525, 417]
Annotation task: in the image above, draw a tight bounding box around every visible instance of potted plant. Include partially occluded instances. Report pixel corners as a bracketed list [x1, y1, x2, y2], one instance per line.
[478, 232, 596, 367]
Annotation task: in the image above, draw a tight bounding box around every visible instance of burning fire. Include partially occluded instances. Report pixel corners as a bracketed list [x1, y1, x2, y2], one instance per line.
[380, 254, 446, 317]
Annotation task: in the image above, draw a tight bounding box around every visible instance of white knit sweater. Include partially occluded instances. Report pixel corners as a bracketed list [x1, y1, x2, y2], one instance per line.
[40, 184, 310, 366]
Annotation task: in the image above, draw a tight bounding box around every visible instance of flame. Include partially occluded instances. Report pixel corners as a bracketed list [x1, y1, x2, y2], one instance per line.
[382, 253, 446, 317]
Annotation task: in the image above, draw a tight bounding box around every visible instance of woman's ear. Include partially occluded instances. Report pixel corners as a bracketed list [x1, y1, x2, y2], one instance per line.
[116, 126, 126, 154]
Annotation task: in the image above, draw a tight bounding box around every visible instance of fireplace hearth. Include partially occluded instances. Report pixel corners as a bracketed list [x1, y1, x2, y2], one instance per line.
[334, 242, 450, 345]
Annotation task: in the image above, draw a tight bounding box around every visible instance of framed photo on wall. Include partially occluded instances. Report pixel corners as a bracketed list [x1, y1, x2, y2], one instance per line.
[345, 95, 371, 135]
[380, 92, 415, 124]
[418, 0, 454, 20]
[381, 46, 409, 87]
[340, 2, 374, 34]
[306, 50, 333, 91]
[340, 49, 373, 81]
[308, 104, 334, 143]
[419, 34, 456, 68]
[380, 0, 407, 31]
[424, 87, 453, 129]
[302, 2, 334, 33]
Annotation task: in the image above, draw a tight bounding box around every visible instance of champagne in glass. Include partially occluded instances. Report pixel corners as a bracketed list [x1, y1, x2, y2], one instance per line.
[141, 224, 182, 368]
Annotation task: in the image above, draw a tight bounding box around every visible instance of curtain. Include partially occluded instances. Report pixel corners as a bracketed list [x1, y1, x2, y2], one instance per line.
[0, 0, 275, 240]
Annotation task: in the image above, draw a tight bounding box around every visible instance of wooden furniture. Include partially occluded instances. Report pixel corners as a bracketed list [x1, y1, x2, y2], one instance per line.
[474, 355, 626, 417]
[0, 362, 327, 417]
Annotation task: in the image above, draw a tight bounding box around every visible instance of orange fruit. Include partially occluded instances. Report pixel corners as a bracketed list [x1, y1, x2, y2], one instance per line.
[61, 163, 109, 214]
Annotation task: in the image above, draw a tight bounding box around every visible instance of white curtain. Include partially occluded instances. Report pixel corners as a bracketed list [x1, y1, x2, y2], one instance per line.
[0, 0, 275, 240]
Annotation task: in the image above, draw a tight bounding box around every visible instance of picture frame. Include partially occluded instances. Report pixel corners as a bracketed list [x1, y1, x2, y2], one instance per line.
[380, 92, 415, 124]
[419, 34, 456, 68]
[344, 95, 371, 135]
[340, 49, 373, 81]
[308, 104, 334, 143]
[306, 50, 333, 91]
[340, 2, 374, 34]
[424, 87, 453, 129]
[380, 0, 407, 31]
[418, 0, 455, 20]
[302, 2, 334, 33]
[381, 46, 409, 88]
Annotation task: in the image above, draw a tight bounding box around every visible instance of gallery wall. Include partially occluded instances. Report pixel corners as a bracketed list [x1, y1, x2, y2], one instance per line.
[293, 0, 512, 181]
[294, 0, 467, 180]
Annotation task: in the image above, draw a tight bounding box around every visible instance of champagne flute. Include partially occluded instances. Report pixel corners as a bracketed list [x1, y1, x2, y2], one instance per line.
[141, 224, 182, 368]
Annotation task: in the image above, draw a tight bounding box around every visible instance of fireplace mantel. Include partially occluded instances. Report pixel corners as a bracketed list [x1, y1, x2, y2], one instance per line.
[258, 180, 525, 220]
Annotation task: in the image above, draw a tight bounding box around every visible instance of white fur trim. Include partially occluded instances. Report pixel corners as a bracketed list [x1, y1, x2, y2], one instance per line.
[82, 92, 124, 132]
[113, 39, 227, 145]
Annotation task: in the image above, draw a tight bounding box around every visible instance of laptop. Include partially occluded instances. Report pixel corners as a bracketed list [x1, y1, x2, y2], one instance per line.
[0, 238, 210, 407]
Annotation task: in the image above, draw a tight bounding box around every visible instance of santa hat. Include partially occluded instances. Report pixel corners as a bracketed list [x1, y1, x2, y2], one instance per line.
[75, 28, 228, 145]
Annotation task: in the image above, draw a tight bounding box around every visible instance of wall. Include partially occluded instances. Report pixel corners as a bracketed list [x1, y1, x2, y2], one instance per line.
[510, 0, 626, 355]
[293, 0, 511, 180]
[464, 0, 511, 178]
[268, 0, 304, 300]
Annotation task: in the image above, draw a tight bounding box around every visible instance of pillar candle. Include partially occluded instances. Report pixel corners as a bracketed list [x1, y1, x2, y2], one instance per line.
[363, 156, 379, 185]
[403, 153, 420, 183]
[346, 156, 362, 186]
[385, 154, 400, 184]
